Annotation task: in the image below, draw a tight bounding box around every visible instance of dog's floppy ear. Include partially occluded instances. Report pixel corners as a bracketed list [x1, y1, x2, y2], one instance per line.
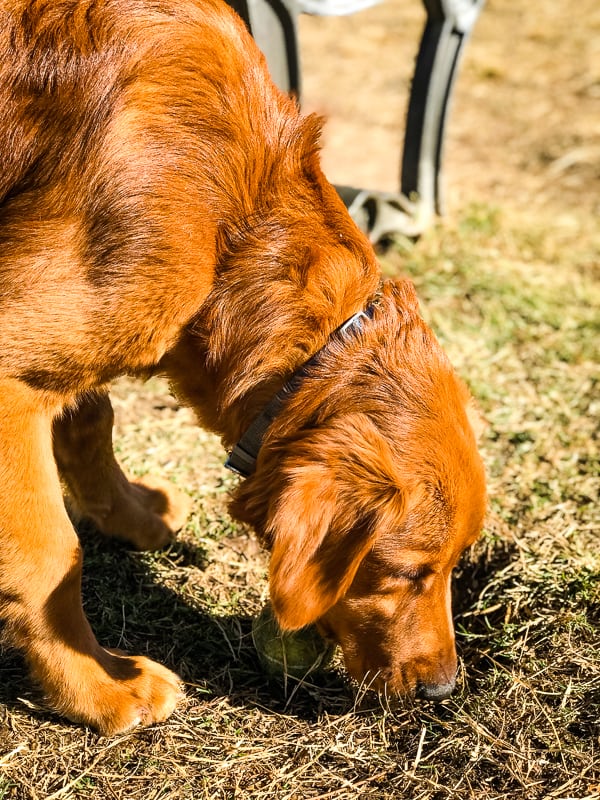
[267, 462, 374, 630]
[267, 417, 407, 630]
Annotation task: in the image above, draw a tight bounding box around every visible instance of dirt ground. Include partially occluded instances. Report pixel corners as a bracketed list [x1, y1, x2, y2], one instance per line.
[298, 0, 600, 221]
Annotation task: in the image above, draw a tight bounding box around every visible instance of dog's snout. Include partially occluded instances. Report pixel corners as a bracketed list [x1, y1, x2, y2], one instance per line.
[416, 679, 456, 702]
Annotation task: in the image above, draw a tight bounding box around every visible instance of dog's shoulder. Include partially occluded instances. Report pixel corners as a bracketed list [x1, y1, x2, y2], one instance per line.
[0, 0, 269, 389]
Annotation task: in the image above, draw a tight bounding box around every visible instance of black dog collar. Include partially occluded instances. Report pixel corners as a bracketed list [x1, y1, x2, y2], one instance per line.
[225, 304, 375, 478]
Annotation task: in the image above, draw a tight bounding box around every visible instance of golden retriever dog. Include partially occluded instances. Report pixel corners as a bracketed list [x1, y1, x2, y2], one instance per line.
[0, 0, 486, 735]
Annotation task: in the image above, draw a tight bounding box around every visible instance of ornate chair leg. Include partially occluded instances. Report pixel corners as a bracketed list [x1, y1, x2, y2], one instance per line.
[228, 0, 302, 96]
[401, 0, 485, 227]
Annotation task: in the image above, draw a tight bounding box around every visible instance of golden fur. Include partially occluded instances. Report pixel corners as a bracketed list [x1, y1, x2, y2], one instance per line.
[0, 0, 486, 734]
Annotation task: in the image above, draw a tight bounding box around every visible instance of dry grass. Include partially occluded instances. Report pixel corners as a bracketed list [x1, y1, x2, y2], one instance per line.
[1, 0, 599, 796]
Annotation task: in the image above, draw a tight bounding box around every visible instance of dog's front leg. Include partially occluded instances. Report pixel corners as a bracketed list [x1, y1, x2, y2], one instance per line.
[53, 391, 191, 550]
[0, 379, 181, 735]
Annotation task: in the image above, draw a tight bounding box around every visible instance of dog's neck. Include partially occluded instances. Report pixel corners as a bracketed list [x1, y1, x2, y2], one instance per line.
[160, 163, 381, 454]
[224, 304, 377, 477]
[162, 239, 379, 459]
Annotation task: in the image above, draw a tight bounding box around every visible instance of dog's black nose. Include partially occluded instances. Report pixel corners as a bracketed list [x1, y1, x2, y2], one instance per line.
[416, 680, 455, 701]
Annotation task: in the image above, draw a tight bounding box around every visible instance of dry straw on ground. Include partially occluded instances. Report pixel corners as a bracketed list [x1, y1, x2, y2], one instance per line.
[0, 0, 598, 797]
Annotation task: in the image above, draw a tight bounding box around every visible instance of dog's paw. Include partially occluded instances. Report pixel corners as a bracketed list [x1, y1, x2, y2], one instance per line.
[131, 476, 192, 538]
[93, 476, 192, 550]
[53, 651, 183, 736]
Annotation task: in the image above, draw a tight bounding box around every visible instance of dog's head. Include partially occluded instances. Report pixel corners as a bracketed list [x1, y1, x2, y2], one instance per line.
[231, 278, 486, 699]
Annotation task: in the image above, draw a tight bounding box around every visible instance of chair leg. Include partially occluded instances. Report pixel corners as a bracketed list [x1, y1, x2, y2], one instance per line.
[229, 0, 302, 96]
[401, 0, 485, 223]
[336, 0, 484, 242]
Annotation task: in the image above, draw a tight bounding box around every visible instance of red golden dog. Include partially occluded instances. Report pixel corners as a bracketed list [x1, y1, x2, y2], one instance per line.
[0, 0, 486, 734]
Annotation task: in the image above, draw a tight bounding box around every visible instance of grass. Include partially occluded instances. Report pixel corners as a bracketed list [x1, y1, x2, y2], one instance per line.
[0, 202, 597, 799]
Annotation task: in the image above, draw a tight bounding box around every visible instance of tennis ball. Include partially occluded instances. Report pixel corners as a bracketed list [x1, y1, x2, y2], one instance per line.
[252, 603, 335, 679]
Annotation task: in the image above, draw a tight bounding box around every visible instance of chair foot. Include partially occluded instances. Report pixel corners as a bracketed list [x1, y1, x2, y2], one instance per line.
[336, 185, 429, 243]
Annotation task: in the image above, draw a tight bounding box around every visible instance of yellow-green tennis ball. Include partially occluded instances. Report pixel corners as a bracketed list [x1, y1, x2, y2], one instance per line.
[252, 603, 335, 679]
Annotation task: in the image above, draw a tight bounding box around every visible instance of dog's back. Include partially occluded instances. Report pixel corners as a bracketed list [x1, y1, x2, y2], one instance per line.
[0, 0, 319, 393]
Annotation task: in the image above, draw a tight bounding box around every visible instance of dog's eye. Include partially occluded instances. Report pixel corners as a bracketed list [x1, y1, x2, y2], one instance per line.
[393, 565, 430, 582]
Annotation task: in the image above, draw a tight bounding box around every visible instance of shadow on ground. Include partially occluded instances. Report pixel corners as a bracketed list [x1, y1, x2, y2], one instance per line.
[0, 515, 521, 730]
[0, 519, 353, 728]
